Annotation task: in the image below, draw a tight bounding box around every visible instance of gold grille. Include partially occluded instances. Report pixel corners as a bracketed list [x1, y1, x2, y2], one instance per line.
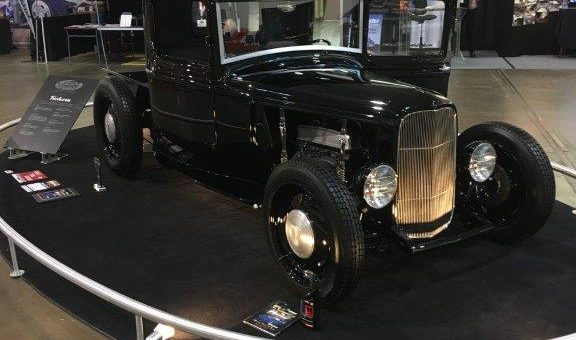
[393, 108, 457, 238]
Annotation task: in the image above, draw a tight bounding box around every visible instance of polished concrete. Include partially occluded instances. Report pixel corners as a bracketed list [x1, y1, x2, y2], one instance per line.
[0, 49, 575, 339]
[449, 68, 576, 207]
[451, 51, 576, 70]
[0, 259, 103, 339]
[0, 50, 104, 146]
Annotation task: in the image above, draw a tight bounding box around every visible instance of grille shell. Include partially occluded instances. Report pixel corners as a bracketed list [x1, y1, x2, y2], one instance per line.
[393, 108, 457, 238]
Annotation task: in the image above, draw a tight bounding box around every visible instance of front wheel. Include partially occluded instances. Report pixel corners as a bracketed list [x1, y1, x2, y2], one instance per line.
[457, 122, 556, 244]
[264, 158, 365, 306]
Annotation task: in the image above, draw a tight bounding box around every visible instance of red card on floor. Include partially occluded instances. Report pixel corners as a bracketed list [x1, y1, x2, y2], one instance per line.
[12, 170, 48, 184]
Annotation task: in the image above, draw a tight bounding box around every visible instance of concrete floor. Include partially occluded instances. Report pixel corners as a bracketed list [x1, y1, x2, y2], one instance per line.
[0, 49, 575, 339]
[451, 51, 576, 70]
[0, 50, 104, 146]
[0, 259, 104, 339]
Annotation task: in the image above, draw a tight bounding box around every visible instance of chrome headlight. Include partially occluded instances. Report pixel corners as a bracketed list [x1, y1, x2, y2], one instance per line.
[469, 142, 497, 182]
[363, 165, 398, 209]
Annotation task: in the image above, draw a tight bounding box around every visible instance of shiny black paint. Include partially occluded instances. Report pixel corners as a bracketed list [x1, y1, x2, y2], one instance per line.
[233, 54, 451, 120]
[149, 56, 215, 149]
[141, 0, 455, 195]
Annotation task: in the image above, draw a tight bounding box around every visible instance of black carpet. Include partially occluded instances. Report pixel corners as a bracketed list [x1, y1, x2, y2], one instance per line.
[1, 127, 576, 340]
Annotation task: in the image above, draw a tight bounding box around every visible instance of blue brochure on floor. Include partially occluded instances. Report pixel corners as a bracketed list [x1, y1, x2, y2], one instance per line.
[243, 301, 299, 337]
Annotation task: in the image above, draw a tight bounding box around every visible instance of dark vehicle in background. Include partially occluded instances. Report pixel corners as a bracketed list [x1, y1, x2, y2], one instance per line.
[93, 0, 555, 305]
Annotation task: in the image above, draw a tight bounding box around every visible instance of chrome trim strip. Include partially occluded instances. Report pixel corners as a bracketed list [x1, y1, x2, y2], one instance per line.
[399, 139, 455, 151]
[102, 68, 150, 88]
[155, 107, 214, 124]
[239, 68, 362, 79]
[221, 46, 362, 65]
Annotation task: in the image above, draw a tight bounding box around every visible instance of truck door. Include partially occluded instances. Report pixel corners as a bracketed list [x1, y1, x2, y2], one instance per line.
[147, 0, 214, 149]
[363, 0, 456, 95]
[211, 1, 269, 189]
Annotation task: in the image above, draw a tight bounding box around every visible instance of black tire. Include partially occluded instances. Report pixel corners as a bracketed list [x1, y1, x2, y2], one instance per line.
[457, 122, 555, 244]
[93, 77, 142, 178]
[264, 158, 365, 306]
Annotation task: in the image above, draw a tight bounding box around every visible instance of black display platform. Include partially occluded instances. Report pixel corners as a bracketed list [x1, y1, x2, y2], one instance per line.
[1, 127, 576, 339]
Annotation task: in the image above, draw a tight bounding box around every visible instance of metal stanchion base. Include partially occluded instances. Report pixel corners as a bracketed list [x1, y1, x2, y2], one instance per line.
[8, 148, 31, 160]
[93, 183, 107, 192]
[41, 153, 68, 165]
[9, 269, 25, 278]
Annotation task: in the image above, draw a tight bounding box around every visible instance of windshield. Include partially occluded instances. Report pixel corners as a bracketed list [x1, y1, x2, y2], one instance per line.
[216, 0, 363, 64]
[367, 0, 446, 56]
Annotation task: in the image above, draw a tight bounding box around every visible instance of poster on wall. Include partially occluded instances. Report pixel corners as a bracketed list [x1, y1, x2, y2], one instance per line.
[367, 13, 383, 49]
[0, 0, 15, 20]
[29, 0, 97, 18]
[513, 0, 562, 27]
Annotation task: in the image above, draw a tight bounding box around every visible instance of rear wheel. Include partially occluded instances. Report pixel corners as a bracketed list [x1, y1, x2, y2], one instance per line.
[457, 122, 555, 244]
[264, 158, 365, 306]
[93, 77, 142, 178]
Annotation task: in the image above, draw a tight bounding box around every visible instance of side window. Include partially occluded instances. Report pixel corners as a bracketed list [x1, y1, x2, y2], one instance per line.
[367, 0, 446, 57]
[151, 0, 209, 63]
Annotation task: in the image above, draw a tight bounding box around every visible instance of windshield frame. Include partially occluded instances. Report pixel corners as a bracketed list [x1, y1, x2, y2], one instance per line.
[215, 0, 364, 65]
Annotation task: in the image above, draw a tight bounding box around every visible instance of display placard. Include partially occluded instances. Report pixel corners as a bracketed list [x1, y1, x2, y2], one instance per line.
[5, 76, 98, 155]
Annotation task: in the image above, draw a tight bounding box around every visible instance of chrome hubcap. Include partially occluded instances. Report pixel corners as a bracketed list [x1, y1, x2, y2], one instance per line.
[104, 111, 117, 143]
[285, 209, 315, 259]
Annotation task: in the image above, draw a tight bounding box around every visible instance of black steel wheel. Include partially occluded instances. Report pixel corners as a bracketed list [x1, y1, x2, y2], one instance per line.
[264, 158, 365, 306]
[457, 122, 555, 244]
[93, 77, 142, 178]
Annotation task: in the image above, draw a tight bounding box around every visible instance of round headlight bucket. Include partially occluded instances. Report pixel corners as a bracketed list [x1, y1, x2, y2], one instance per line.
[469, 142, 497, 182]
[363, 165, 398, 209]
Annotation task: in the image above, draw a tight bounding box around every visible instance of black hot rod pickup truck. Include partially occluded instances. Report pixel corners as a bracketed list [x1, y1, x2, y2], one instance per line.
[93, 0, 555, 304]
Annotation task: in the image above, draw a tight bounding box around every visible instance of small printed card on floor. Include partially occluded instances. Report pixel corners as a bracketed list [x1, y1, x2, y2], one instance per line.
[243, 301, 299, 337]
[12, 170, 48, 183]
[21, 180, 61, 193]
[32, 188, 80, 204]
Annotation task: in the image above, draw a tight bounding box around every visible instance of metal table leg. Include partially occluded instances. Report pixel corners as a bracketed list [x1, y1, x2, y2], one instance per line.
[99, 29, 109, 69]
[67, 31, 71, 65]
[95, 32, 101, 64]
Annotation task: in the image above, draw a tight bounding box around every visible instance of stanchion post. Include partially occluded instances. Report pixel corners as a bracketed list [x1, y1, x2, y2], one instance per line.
[8, 239, 25, 278]
[40, 16, 48, 64]
[135, 315, 145, 340]
[35, 18, 39, 64]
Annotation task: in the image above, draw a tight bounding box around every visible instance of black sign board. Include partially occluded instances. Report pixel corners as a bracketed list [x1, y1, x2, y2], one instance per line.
[5, 76, 98, 155]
